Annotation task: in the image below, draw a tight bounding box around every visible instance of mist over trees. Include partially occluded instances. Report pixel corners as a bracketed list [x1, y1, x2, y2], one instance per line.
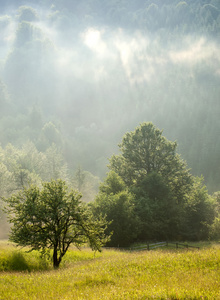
[0, 1, 220, 238]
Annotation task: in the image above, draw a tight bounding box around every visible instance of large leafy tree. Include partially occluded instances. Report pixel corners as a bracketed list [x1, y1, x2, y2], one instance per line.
[95, 122, 214, 243]
[4, 179, 109, 268]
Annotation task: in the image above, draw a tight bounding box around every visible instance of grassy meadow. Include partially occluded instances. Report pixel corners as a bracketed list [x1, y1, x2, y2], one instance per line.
[0, 241, 220, 299]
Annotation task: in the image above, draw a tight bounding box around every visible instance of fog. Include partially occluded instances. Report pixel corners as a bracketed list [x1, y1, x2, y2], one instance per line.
[0, 2, 220, 195]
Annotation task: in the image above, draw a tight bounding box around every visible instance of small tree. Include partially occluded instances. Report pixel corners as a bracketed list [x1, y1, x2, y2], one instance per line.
[4, 179, 109, 268]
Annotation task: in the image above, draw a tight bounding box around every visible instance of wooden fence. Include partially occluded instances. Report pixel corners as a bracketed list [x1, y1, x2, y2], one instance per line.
[129, 241, 199, 251]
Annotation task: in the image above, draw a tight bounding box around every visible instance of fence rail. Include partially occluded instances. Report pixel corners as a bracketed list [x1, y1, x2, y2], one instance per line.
[167, 242, 199, 250]
[129, 242, 199, 251]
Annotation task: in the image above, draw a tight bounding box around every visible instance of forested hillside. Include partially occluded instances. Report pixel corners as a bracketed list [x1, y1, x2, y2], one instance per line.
[0, 0, 219, 205]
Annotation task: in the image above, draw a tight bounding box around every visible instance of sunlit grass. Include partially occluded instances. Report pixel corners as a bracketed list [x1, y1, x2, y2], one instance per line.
[0, 241, 220, 299]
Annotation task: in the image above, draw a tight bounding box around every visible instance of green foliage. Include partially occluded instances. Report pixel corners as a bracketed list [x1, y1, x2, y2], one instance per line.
[96, 123, 215, 244]
[0, 0, 220, 220]
[209, 191, 220, 240]
[92, 171, 139, 247]
[0, 142, 68, 194]
[0, 144, 100, 239]
[42, 144, 68, 181]
[39, 122, 62, 150]
[183, 176, 215, 240]
[6, 252, 30, 271]
[209, 217, 220, 240]
[132, 172, 180, 241]
[99, 170, 126, 195]
[4, 180, 109, 268]
[110, 122, 192, 201]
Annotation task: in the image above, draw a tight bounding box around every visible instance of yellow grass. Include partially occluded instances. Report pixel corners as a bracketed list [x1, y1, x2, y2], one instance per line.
[0, 241, 220, 299]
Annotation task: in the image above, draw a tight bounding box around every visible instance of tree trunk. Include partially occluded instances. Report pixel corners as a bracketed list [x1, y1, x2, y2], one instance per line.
[53, 247, 60, 269]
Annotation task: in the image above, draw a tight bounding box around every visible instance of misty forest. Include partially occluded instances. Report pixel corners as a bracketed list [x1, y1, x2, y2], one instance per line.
[0, 0, 220, 244]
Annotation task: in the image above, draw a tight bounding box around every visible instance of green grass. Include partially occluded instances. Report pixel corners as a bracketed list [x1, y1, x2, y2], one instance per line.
[0, 241, 220, 299]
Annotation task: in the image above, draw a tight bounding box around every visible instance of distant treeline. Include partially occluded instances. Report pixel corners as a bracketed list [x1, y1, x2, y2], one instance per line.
[0, 0, 219, 194]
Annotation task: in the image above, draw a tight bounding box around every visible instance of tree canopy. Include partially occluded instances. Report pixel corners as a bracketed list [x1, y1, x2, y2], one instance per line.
[93, 123, 214, 246]
[4, 179, 109, 268]
[109, 122, 192, 205]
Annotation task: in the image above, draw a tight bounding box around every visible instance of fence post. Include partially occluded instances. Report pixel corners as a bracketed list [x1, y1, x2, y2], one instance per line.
[176, 243, 178, 249]
[147, 243, 150, 251]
